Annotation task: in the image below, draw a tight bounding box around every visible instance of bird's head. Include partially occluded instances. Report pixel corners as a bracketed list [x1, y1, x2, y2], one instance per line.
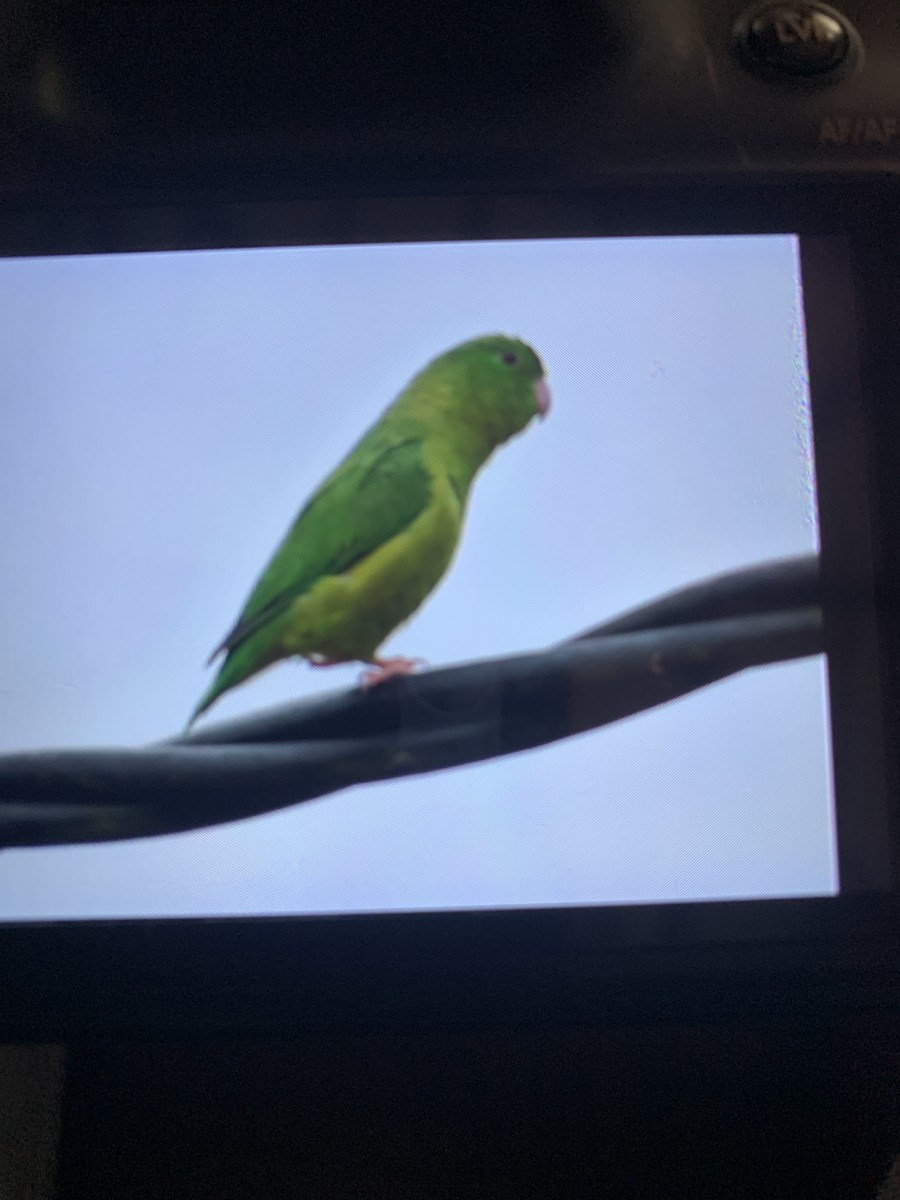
[435, 333, 552, 448]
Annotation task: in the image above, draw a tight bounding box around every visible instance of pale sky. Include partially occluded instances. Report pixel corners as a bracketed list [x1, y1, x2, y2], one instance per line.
[0, 233, 835, 920]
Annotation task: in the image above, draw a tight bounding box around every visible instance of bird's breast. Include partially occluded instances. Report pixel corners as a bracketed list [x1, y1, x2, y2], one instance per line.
[283, 476, 463, 662]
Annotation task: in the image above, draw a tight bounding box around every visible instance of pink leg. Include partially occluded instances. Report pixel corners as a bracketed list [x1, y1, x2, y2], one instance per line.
[359, 656, 426, 691]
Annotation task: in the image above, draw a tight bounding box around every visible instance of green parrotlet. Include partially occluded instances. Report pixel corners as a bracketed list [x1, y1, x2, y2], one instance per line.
[188, 333, 551, 726]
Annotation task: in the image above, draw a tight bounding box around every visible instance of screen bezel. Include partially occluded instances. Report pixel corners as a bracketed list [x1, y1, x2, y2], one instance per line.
[0, 180, 898, 1036]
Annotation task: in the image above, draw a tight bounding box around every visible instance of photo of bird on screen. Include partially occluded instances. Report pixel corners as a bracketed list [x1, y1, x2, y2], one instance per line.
[188, 334, 552, 726]
[0, 234, 835, 921]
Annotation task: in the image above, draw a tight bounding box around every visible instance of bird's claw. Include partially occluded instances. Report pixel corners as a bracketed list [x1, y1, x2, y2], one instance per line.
[359, 657, 426, 690]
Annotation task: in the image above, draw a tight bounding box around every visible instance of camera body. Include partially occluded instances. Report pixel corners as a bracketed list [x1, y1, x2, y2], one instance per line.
[0, 0, 898, 1037]
[0, 0, 898, 202]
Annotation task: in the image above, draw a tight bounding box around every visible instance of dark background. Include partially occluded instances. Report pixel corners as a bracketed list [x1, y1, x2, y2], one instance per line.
[57, 1017, 900, 1199]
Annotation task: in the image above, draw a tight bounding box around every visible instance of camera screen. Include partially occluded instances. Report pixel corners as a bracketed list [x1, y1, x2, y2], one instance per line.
[0, 232, 835, 920]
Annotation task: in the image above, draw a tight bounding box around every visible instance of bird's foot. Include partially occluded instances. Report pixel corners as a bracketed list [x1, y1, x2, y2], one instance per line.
[359, 657, 426, 691]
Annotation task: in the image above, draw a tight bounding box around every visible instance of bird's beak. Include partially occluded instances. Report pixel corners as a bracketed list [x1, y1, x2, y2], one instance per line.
[533, 377, 552, 420]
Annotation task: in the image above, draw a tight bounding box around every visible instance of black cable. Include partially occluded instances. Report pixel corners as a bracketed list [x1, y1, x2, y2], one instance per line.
[0, 554, 823, 849]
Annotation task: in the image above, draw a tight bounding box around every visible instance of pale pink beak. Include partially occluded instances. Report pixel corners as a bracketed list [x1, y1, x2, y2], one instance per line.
[533, 377, 552, 419]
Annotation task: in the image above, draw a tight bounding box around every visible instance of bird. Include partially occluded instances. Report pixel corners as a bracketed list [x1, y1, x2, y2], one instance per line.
[187, 333, 551, 726]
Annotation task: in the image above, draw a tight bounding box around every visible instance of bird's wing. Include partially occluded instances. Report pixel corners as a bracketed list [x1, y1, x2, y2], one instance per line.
[210, 435, 433, 659]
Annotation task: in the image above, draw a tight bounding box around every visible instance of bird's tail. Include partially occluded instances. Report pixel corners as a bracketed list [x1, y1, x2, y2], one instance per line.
[185, 637, 281, 730]
[185, 676, 229, 730]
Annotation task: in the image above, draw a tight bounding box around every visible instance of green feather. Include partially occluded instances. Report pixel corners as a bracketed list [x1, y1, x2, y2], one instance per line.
[188, 334, 548, 726]
[210, 437, 432, 659]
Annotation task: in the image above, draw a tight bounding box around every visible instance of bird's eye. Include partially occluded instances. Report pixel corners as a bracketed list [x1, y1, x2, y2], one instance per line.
[501, 351, 519, 367]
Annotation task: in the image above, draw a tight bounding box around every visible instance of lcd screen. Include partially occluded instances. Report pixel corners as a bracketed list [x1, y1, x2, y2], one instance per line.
[0, 232, 835, 919]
